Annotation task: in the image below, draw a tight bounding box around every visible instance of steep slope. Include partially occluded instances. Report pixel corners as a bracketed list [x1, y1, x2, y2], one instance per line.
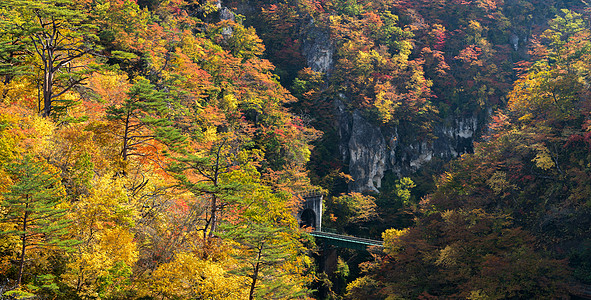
[348, 8, 591, 299]
[232, 0, 580, 193]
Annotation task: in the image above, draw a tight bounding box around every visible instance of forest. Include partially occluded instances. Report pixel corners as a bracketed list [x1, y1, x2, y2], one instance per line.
[0, 0, 590, 299]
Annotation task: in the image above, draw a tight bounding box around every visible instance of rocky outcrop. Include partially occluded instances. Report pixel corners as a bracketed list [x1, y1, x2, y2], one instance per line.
[299, 20, 481, 193]
[510, 33, 520, 51]
[301, 20, 334, 74]
[219, 7, 235, 21]
[346, 109, 389, 193]
[336, 100, 480, 193]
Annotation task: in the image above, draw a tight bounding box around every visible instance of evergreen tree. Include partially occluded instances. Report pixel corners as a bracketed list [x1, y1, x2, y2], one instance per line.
[221, 181, 312, 300]
[226, 221, 310, 300]
[0, 155, 77, 287]
[0, 0, 97, 117]
[166, 137, 244, 241]
[106, 77, 181, 163]
[0, 10, 29, 98]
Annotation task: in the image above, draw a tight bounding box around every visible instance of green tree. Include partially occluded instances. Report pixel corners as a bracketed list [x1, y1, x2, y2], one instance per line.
[0, 0, 97, 117]
[0, 155, 76, 287]
[228, 222, 309, 300]
[167, 135, 249, 241]
[220, 175, 312, 300]
[106, 77, 173, 163]
[0, 8, 29, 99]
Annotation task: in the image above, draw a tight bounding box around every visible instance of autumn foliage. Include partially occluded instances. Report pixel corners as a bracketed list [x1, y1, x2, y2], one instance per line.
[1, 0, 591, 299]
[0, 0, 317, 298]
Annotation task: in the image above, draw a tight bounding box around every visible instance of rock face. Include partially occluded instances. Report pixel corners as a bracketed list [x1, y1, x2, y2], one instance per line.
[300, 23, 481, 193]
[218, 5, 235, 37]
[344, 108, 389, 193]
[336, 101, 480, 193]
[510, 33, 520, 51]
[219, 7, 235, 21]
[301, 20, 334, 74]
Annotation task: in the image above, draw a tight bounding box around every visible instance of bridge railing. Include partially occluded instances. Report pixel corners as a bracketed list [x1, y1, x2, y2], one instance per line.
[311, 230, 383, 250]
[319, 227, 380, 241]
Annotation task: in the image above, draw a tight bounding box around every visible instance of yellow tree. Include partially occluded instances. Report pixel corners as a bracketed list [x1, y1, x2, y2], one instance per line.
[63, 175, 139, 298]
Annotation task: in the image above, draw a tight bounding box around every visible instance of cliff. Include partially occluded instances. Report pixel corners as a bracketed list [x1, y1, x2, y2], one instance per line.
[335, 99, 480, 193]
[300, 25, 481, 193]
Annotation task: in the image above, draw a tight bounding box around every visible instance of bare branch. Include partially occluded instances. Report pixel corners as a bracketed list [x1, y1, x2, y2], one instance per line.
[50, 76, 87, 99]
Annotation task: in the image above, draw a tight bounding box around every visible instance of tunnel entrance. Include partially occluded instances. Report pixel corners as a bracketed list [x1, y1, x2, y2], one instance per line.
[296, 191, 323, 231]
[300, 209, 316, 229]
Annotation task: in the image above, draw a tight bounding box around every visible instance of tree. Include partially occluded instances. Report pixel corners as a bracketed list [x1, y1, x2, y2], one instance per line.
[62, 174, 139, 298]
[509, 9, 591, 124]
[221, 177, 313, 300]
[323, 193, 377, 233]
[0, 8, 29, 99]
[167, 135, 247, 241]
[0, 0, 97, 117]
[0, 0, 324, 297]
[150, 249, 248, 299]
[228, 222, 310, 300]
[0, 155, 76, 287]
[349, 210, 569, 299]
[106, 77, 171, 163]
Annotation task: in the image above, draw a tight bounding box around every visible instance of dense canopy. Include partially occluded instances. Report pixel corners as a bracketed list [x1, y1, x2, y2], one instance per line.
[1, 0, 590, 299]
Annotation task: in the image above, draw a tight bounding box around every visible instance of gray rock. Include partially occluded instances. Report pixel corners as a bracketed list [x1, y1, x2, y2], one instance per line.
[220, 7, 235, 21]
[301, 20, 334, 74]
[347, 110, 388, 193]
[336, 100, 479, 192]
[510, 33, 519, 51]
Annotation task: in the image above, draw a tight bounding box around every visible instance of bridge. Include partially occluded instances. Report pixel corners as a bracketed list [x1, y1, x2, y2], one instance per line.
[311, 231, 383, 251]
[569, 284, 591, 299]
[297, 192, 383, 251]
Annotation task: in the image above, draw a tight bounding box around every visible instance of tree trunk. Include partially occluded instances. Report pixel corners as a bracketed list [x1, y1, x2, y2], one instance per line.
[208, 194, 217, 238]
[17, 201, 29, 287]
[41, 63, 53, 117]
[2, 74, 12, 100]
[249, 246, 263, 300]
[121, 110, 131, 161]
[207, 141, 224, 238]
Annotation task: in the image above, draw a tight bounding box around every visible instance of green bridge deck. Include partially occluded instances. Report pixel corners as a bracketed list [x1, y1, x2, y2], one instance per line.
[311, 231, 383, 251]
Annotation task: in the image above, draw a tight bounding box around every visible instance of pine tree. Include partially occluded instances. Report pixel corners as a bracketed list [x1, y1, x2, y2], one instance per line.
[0, 0, 97, 117]
[0, 12, 29, 99]
[106, 77, 179, 162]
[220, 184, 312, 300]
[0, 155, 77, 287]
[166, 137, 243, 241]
[226, 221, 309, 300]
